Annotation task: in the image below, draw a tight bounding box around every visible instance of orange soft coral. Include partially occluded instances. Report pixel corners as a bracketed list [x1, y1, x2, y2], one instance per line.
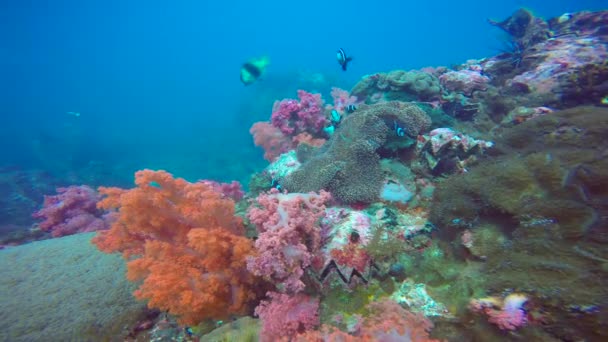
[92, 169, 257, 325]
[92, 169, 243, 257]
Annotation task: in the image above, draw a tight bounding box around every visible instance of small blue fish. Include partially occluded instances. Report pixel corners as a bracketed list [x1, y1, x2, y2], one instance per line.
[330, 109, 342, 125]
[394, 120, 406, 137]
[336, 48, 353, 71]
[345, 104, 357, 113]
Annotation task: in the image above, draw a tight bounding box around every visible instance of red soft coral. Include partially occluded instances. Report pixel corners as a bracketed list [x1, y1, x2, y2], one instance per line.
[92, 170, 257, 325]
[250, 121, 295, 162]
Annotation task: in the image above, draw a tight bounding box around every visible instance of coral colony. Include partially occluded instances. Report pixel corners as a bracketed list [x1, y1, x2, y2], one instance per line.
[11, 8, 608, 341]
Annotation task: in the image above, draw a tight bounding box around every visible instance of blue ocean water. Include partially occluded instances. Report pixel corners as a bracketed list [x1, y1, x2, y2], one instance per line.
[1, 1, 608, 341]
[1, 0, 604, 186]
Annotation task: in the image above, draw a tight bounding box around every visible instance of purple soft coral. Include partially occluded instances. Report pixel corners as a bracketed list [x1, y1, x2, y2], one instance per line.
[270, 90, 327, 137]
[32, 185, 112, 237]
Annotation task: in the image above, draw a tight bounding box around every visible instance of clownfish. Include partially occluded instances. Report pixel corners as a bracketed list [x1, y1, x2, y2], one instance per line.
[394, 120, 406, 137]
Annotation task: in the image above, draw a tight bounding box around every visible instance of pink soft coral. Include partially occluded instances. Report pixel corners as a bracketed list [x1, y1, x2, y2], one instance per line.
[250, 121, 295, 162]
[200, 180, 245, 201]
[330, 87, 358, 113]
[470, 293, 528, 331]
[247, 189, 331, 293]
[255, 291, 320, 342]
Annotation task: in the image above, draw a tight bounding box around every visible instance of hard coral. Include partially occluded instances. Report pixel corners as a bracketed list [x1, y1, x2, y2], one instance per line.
[386, 70, 442, 101]
[92, 170, 257, 325]
[284, 101, 431, 203]
[351, 71, 442, 104]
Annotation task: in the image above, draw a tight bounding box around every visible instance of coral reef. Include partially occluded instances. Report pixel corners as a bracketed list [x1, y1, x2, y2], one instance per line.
[6, 7, 608, 342]
[430, 106, 608, 340]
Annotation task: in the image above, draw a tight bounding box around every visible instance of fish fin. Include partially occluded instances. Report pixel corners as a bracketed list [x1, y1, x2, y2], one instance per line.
[342, 57, 353, 71]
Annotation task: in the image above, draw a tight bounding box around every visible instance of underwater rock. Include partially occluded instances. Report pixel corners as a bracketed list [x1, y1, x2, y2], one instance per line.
[264, 150, 301, 183]
[391, 279, 449, 317]
[548, 10, 608, 40]
[439, 68, 490, 96]
[380, 182, 414, 204]
[0, 168, 58, 229]
[507, 35, 608, 106]
[388, 262, 406, 278]
[480, 10, 608, 109]
[501, 105, 554, 125]
[488, 8, 550, 49]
